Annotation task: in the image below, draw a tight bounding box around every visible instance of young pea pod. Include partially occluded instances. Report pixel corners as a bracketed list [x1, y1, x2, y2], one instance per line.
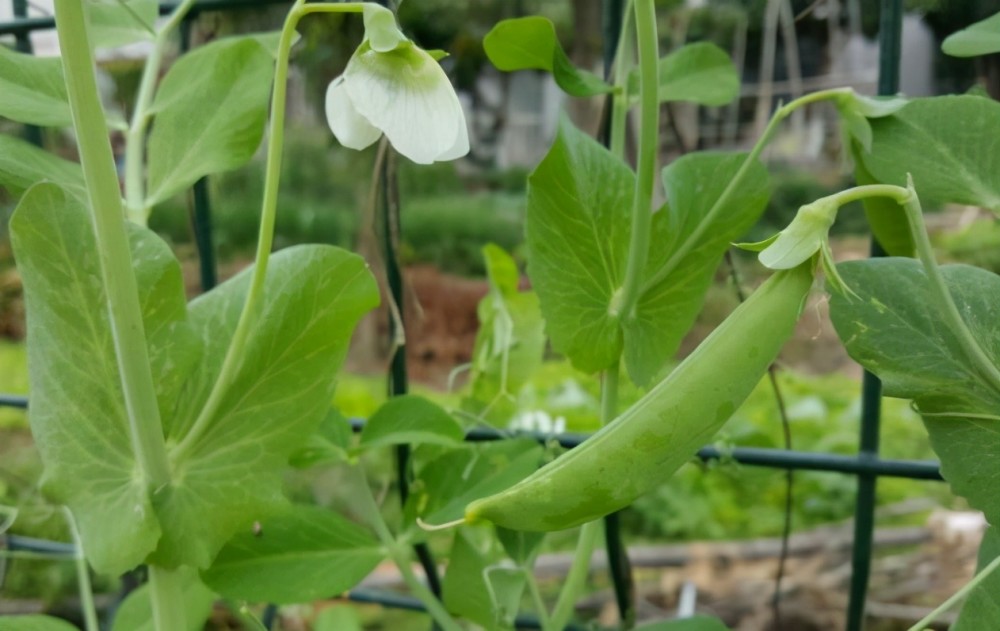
[465, 262, 814, 531]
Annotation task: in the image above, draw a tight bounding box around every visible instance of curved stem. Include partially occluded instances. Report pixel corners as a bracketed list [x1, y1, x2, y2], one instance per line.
[908, 553, 1000, 631]
[615, 0, 659, 319]
[522, 568, 551, 630]
[641, 87, 852, 293]
[549, 520, 602, 631]
[352, 467, 463, 631]
[54, 0, 171, 489]
[63, 508, 98, 631]
[124, 0, 199, 225]
[819, 182, 1000, 394]
[173, 1, 365, 460]
[898, 184, 1000, 393]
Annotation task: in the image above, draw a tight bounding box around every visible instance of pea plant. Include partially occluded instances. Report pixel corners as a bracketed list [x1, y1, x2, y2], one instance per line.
[2, 1, 999, 630]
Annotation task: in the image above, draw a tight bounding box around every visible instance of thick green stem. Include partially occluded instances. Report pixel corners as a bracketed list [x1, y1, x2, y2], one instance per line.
[601, 362, 620, 423]
[615, 0, 659, 319]
[174, 1, 365, 459]
[908, 553, 1000, 631]
[353, 467, 463, 631]
[124, 0, 199, 224]
[54, 0, 171, 490]
[641, 87, 852, 292]
[549, 521, 602, 630]
[547, 341, 622, 631]
[149, 566, 186, 631]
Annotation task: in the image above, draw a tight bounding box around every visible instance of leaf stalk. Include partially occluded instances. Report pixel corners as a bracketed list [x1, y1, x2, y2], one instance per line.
[616, 0, 659, 320]
[173, 1, 366, 460]
[53, 0, 171, 492]
[124, 0, 199, 224]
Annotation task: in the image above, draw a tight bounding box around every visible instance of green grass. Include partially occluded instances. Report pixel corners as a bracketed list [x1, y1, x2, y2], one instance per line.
[0, 340, 27, 428]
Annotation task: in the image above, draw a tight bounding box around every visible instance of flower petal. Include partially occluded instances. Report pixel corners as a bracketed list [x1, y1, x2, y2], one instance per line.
[437, 104, 470, 161]
[344, 44, 468, 164]
[362, 4, 407, 53]
[325, 75, 382, 151]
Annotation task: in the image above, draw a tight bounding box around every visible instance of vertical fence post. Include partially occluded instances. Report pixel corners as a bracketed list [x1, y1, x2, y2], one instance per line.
[845, 1, 902, 629]
[380, 151, 445, 609]
[599, 1, 636, 628]
[179, 18, 218, 292]
[13, 0, 43, 147]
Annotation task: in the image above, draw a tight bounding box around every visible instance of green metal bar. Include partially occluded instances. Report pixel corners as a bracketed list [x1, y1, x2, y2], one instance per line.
[189, 178, 217, 291]
[179, 19, 218, 291]
[0, 0, 292, 36]
[379, 152, 443, 603]
[0, 391, 945, 480]
[12, 0, 43, 147]
[846, 1, 902, 629]
[598, 1, 635, 627]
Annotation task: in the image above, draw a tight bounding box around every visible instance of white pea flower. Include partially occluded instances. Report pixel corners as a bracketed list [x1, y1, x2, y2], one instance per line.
[325, 4, 469, 164]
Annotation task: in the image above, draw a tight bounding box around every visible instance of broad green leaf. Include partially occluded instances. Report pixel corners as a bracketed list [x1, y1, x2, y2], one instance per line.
[147, 36, 274, 205]
[628, 42, 739, 106]
[862, 96, 1000, 214]
[527, 122, 769, 384]
[635, 616, 731, 630]
[483, 16, 613, 97]
[953, 527, 1000, 629]
[851, 142, 913, 257]
[442, 530, 503, 631]
[462, 244, 545, 425]
[289, 409, 354, 468]
[408, 439, 544, 527]
[314, 606, 364, 631]
[830, 259, 1000, 525]
[9, 183, 197, 575]
[0, 45, 71, 127]
[0, 616, 80, 631]
[111, 568, 215, 631]
[526, 119, 635, 373]
[358, 395, 464, 449]
[86, 0, 157, 49]
[627, 151, 770, 385]
[0, 133, 84, 198]
[150, 245, 379, 568]
[201, 504, 384, 604]
[943, 11, 1000, 57]
[922, 416, 1000, 526]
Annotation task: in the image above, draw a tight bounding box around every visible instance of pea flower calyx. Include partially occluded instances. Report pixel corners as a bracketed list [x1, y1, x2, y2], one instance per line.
[745, 198, 856, 298]
[325, 4, 469, 164]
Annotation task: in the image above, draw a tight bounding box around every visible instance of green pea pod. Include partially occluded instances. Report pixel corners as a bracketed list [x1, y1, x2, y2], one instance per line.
[465, 262, 814, 531]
